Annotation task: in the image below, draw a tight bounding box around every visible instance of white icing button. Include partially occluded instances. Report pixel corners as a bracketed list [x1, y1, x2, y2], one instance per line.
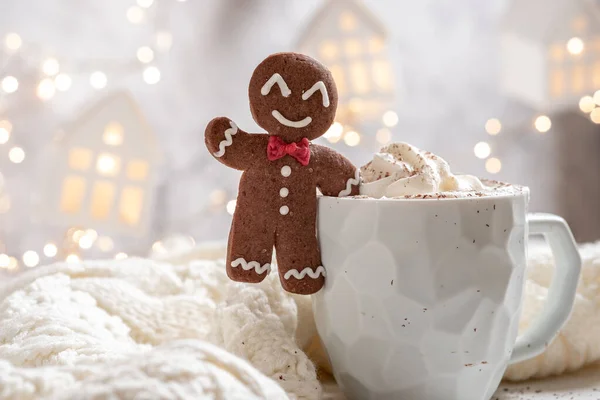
[280, 187, 289, 198]
[280, 205, 289, 215]
[281, 166, 291, 177]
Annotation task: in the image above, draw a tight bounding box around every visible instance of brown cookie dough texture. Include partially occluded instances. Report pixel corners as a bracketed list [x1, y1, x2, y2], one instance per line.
[205, 52, 360, 295]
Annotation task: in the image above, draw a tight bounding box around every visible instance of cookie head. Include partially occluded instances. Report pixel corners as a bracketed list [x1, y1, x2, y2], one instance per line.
[249, 53, 338, 142]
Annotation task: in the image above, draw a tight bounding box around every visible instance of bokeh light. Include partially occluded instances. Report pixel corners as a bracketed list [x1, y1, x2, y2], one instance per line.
[566, 37, 584, 55]
[473, 142, 491, 159]
[485, 158, 502, 174]
[343, 131, 360, 146]
[382, 111, 399, 127]
[534, 115, 552, 133]
[485, 118, 502, 135]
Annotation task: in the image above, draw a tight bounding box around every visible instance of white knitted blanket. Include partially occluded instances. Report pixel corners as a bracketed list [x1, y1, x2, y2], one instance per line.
[0, 241, 599, 399]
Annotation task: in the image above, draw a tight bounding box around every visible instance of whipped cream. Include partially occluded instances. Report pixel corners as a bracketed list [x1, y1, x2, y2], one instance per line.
[359, 142, 488, 198]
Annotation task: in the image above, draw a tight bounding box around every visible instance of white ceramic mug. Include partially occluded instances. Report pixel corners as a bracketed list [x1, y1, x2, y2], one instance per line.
[314, 189, 581, 400]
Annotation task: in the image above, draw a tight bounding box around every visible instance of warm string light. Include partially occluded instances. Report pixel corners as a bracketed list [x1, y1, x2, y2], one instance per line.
[90, 71, 108, 89]
[376, 128, 392, 144]
[54, 74, 72, 91]
[22, 250, 39, 268]
[382, 110, 398, 127]
[115, 252, 128, 260]
[485, 158, 502, 174]
[485, 118, 501, 135]
[566, 37, 584, 55]
[324, 122, 343, 143]
[43, 243, 58, 257]
[209, 189, 227, 206]
[534, 115, 552, 133]
[579, 96, 595, 113]
[42, 58, 60, 76]
[37, 78, 56, 100]
[66, 254, 80, 263]
[0, 254, 9, 269]
[578, 91, 600, 123]
[137, 46, 154, 63]
[78, 235, 94, 249]
[7, 257, 18, 270]
[143, 66, 161, 84]
[590, 108, 600, 124]
[127, 6, 144, 24]
[96, 236, 114, 252]
[8, 147, 25, 163]
[343, 130, 360, 146]
[4, 33, 22, 51]
[473, 142, 491, 159]
[226, 200, 237, 215]
[3, 229, 118, 272]
[152, 241, 167, 254]
[0, 120, 11, 145]
[1, 76, 19, 93]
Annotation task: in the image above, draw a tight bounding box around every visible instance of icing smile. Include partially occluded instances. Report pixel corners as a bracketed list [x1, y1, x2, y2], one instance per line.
[271, 110, 312, 128]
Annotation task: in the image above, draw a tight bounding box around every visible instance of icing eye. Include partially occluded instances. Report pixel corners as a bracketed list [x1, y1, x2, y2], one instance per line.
[261, 73, 291, 97]
[302, 81, 330, 108]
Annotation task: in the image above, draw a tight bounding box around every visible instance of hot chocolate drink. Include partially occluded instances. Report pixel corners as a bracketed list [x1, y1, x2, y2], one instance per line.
[359, 142, 523, 199]
[314, 141, 580, 400]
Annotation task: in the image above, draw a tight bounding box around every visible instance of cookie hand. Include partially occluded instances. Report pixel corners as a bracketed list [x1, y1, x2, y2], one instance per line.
[312, 144, 360, 197]
[205, 117, 267, 171]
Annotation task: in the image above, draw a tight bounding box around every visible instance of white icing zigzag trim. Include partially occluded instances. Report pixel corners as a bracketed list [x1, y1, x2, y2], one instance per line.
[231, 258, 271, 274]
[284, 266, 326, 280]
[213, 121, 238, 158]
[338, 169, 361, 197]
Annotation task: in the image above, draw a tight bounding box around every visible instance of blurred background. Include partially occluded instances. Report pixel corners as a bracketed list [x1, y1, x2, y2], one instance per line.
[0, 0, 598, 274]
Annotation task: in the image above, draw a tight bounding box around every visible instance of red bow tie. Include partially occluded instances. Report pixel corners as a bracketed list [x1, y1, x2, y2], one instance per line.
[267, 136, 310, 166]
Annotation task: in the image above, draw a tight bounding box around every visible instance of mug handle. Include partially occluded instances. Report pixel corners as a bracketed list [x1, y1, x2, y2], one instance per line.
[509, 213, 581, 364]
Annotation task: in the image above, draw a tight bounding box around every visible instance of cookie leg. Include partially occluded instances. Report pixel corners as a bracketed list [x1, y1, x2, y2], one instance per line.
[275, 223, 325, 295]
[227, 213, 275, 283]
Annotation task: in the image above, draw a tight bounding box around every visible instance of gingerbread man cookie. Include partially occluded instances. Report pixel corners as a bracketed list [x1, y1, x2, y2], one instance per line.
[205, 52, 360, 295]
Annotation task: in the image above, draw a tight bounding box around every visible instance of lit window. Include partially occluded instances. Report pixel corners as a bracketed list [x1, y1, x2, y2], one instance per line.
[344, 39, 362, 57]
[90, 180, 115, 220]
[549, 44, 564, 62]
[372, 59, 393, 91]
[550, 69, 564, 97]
[127, 159, 149, 181]
[319, 41, 339, 61]
[572, 65, 585, 93]
[329, 65, 346, 96]
[593, 62, 600, 87]
[103, 122, 123, 146]
[349, 62, 370, 94]
[96, 153, 120, 176]
[68, 148, 93, 171]
[339, 11, 357, 32]
[369, 37, 384, 54]
[60, 176, 86, 213]
[119, 186, 143, 226]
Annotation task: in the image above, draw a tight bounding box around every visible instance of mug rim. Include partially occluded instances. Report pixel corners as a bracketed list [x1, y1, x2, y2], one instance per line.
[319, 186, 530, 203]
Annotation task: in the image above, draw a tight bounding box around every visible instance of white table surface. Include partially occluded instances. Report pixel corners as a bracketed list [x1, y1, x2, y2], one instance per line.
[322, 363, 600, 399]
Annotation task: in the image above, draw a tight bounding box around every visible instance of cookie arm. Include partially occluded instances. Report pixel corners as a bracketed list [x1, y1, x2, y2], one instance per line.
[312, 144, 360, 197]
[205, 117, 267, 171]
